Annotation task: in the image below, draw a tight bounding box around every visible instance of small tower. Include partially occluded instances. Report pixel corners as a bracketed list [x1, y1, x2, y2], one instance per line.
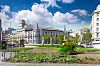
[64, 25, 66, 34]
[36, 23, 39, 29]
[21, 19, 26, 28]
[0, 19, 2, 44]
[63, 25, 66, 41]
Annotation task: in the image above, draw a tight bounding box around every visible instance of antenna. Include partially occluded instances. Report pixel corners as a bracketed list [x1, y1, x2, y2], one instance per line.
[64, 25, 66, 34]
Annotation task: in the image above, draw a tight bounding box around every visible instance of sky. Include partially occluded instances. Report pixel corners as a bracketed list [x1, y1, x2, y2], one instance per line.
[0, 0, 100, 31]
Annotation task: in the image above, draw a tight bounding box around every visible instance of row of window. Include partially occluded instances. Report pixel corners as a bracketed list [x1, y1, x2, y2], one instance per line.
[97, 13, 99, 17]
[96, 33, 99, 38]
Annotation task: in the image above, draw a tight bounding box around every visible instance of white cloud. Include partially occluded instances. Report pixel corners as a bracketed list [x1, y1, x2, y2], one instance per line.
[1, 5, 10, 13]
[52, 11, 79, 23]
[11, 4, 53, 29]
[71, 9, 88, 16]
[62, 0, 74, 3]
[41, 0, 60, 8]
[0, 4, 80, 31]
[0, 5, 11, 30]
[41, 0, 75, 8]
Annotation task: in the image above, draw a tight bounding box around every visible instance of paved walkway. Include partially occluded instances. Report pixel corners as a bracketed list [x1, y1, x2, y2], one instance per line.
[0, 62, 100, 66]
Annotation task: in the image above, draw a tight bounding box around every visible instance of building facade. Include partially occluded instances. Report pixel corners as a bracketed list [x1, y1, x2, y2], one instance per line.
[0, 19, 2, 44]
[9, 20, 64, 47]
[91, 5, 100, 48]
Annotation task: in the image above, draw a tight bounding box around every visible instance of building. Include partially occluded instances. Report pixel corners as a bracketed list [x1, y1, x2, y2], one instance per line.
[91, 5, 100, 48]
[2, 28, 16, 47]
[0, 19, 2, 44]
[9, 20, 64, 47]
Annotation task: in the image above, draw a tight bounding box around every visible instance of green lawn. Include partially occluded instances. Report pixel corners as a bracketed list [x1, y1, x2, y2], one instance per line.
[37, 45, 100, 52]
[0, 47, 33, 52]
[76, 48, 100, 52]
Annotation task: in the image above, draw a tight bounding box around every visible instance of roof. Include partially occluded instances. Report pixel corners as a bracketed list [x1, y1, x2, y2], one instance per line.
[92, 5, 100, 15]
[39, 27, 63, 32]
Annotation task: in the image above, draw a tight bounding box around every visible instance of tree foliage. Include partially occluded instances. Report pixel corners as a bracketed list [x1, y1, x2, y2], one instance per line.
[82, 32, 92, 43]
[60, 40, 77, 53]
[43, 34, 50, 44]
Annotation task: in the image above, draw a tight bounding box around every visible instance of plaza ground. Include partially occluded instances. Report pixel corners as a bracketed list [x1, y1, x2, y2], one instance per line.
[0, 62, 100, 66]
[1, 47, 100, 64]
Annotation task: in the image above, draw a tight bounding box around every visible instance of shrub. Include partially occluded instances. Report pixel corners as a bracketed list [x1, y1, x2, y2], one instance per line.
[0, 44, 6, 49]
[60, 40, 77, 53]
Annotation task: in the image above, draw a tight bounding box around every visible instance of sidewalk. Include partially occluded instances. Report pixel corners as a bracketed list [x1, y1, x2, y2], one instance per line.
[0, 62, 100, 66]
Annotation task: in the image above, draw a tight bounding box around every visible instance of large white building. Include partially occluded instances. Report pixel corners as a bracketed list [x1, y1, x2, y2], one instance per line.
[0, 19, 2, 44]
[9, 20, 64, 47]
[91, 5, 100, 48]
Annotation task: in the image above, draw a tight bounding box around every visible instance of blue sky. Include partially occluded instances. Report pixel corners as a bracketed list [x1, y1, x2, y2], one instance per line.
[0, 0, 100, 31]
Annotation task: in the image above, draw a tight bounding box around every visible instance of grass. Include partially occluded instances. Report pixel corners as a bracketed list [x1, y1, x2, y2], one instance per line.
[76, 48, 100, 52]
[37, 45, 100, 52]
[37, 46, 60, 50]
[37, 45, 61, 51]
[0, 47, 33, 52]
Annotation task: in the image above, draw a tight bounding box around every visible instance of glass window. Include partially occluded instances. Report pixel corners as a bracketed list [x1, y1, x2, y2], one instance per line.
[96, 28, 99, 31]
[96, 33, 99, 38]
[97, 23, 99, 26]
[97, 13, 99, 16]
[97, 18, 99, 21]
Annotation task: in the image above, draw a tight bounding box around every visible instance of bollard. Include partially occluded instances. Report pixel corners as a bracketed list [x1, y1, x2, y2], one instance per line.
[1, 52, 3, 60]
[10, 52, 12, 58]
[4, 51, 5, 60]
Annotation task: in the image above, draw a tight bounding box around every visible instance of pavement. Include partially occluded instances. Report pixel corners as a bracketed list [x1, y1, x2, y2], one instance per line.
[0, 62, 100, 66]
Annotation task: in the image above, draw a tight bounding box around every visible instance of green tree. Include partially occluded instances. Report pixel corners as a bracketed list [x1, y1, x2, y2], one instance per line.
[52, 36, 59, 44]
[43, 34, 50, 44]
[82, 32, 92, 44]
[58, 34, 64, 44]
[74, 34, 80, 43]
[19, 39, 25, 47]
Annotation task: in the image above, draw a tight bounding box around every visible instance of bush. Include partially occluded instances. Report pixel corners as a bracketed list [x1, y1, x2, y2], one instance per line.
[0, 44, 6, 49]
[60, 40, 77, 53]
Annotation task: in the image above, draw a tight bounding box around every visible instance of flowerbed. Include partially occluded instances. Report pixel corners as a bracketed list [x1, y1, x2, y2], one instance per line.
[3, 53, 84, 63]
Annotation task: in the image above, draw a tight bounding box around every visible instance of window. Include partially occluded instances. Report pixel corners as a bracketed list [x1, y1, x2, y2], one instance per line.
[96, 33, 99, 38]
[96, 40, 99, 41]
[97, 18, 99, 21]
[97, 23, 99, 26]
[96, 28, 99, 31]
[97, 13, 99, 16]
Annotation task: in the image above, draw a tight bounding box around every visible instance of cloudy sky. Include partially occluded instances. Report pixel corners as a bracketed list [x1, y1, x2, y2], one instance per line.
[0, 0, 100, 31]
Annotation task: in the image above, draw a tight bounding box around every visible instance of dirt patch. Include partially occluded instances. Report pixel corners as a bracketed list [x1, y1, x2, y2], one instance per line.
[77, 54, 100, 60]
[27, 47, 58, 54]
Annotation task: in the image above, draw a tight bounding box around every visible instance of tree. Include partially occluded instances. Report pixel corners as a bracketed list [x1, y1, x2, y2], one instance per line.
[82, 32, 92, 44]
[52, 36, 58, 44]
[58, 34, 64, 44]
[74, 34, 80, 43]
[43, 34, 50, 44]
[19, 39, 25, 47]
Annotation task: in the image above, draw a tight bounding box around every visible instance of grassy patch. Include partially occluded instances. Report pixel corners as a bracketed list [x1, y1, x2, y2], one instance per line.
[76, 48, 100, 52]
[0, 47, 33, 52]
[37, 45, 61, 51]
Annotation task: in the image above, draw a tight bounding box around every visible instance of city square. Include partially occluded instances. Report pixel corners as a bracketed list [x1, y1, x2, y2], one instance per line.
[0, 0, 100, 66]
